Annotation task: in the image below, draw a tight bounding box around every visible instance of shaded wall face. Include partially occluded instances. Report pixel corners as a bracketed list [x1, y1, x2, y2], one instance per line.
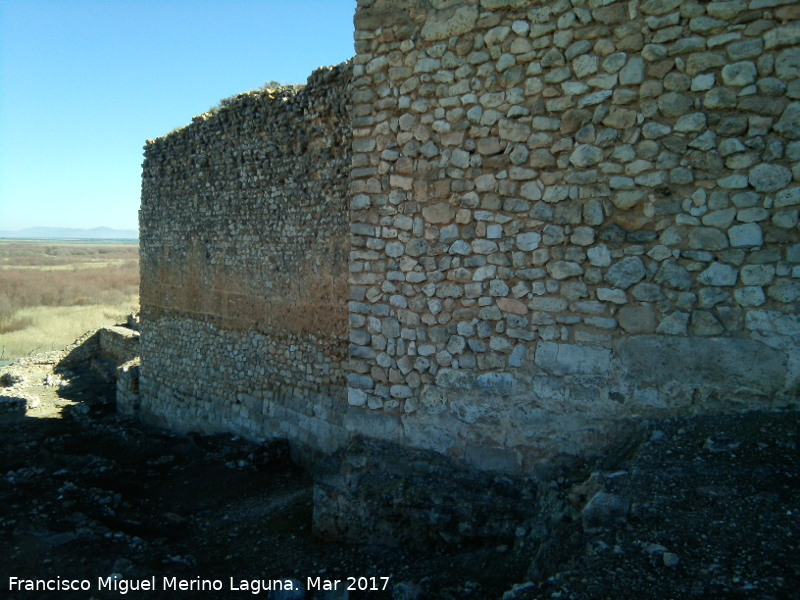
[347, 0, 800, 471]
[138, 65, 352, 453]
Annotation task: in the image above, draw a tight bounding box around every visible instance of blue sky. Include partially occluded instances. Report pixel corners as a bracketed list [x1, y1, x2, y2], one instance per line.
[0, 0, 356, 232]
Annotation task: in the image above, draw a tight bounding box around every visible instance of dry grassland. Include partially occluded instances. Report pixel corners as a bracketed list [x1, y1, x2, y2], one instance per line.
[0, 241, 139, 361]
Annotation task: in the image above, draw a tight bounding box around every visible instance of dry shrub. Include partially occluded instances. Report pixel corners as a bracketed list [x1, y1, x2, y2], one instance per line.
[0, 295, 32, 334]
[0, 316, 33, 335]
[0, 242, 139, 268]
[0, 243, 140, 331]
[0, 243, 140, 361]
[0, 261, 139, 311]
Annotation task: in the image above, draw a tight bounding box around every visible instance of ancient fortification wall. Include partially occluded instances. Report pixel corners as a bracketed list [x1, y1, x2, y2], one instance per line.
[344, 0, 799, 472]
[138, 65, 352, 455]
[138, 0, 799, 474]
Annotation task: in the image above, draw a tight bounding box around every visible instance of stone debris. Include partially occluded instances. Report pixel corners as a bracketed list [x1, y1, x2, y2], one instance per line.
[581, 491, 631, 532]
[0, 391, 39, 415]
[703, 436, 743, 453]
[0, 347, 798, 599]
[44, 373, 64, 387]
[521, 410, 799, 600]
[0, 371, 25, 387]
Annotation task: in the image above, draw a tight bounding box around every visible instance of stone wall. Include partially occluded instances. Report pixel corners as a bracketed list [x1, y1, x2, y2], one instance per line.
[345, 0, 800, 472]
[138, 64, 352, 456]
[58, 326, 140, 381]
[138, 0, 799, 477]
[117, 358, 141, 417]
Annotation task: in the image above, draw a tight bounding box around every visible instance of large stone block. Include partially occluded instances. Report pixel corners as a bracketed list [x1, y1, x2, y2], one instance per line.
[343, 406, 404, 444]
[421, 5, 478, 41]
[746, 310, 800, 357]
[355, 0, 414, 30]
[534, 342, 613, 377]
[618, 336, 787, 395]
[605, 257, 647, 289]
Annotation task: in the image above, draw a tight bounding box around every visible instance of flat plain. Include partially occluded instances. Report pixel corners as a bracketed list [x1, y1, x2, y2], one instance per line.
[0, 239, 139, 363]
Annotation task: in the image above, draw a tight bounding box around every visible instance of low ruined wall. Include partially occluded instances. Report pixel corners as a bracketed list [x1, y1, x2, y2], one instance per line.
[117, 358, 141, 417]
[98, 326, 139, 365]
[138, 64, 352, 456]
[59, 326, 139, 377]
[346, 0, 800, 472]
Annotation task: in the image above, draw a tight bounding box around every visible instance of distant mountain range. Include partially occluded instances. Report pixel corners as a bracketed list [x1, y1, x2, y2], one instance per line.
[0, 226, 138, 240]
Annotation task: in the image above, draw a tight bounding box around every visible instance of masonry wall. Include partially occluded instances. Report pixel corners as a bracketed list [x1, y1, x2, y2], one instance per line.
[345, 0, 800, 472]
[138, 64, 352, 455]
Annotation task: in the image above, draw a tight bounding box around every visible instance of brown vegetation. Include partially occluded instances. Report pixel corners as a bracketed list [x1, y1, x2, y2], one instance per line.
[0, 242, 139, 358]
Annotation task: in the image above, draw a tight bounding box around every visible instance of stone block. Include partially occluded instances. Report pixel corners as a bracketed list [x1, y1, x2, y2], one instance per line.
[422, 202, 455, 224]
[534, 342, 612, 377]
[767, 279, 800, 303]
[656, 311, 690, 335]
[749, 163, 793, 192]
[722, 62, 757, 87]
[698, 263, 737, 286]
[764, 23, 800, 50]
[689, 310, 725, 336]
[497, 297, 528, 315]
[605, 257, 646, 289]
[734, 286, 766, 307]
[746, 309, 800, 351]
[728, 223, 763, 248]
[727, 39, 763, 61]
[547, 261, 583, 280]
[618, 336, 786, 394]
[569, 144, 604, 167]
[775, 103, 800, 139]
[476, 372, 518, 396]
[641, 0, 682, 15]
[421, 5, 479, 41]
[689, 227, 729, 251]
[618, 306, 657, 333]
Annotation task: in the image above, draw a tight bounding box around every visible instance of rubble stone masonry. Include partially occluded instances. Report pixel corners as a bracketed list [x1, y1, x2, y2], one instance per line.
[345, 0, 799, 472]
[139, 0, 799, 473]
[139, 65, 352, 457]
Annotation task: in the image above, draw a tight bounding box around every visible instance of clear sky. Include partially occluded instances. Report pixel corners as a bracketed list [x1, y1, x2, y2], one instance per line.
[0, 0, 356, 232]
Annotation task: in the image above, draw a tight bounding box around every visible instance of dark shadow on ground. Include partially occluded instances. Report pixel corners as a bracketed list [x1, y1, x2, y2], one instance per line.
[0, 361, 530, 600]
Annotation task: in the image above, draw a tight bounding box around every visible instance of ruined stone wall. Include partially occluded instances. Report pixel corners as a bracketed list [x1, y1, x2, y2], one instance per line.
[345, 0, 800, 472]
[138, 64, 352, 455]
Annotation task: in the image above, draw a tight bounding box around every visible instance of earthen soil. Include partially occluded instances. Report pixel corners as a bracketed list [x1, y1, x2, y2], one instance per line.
[1, 351, 798, 600]
[0, 355, 526, 600]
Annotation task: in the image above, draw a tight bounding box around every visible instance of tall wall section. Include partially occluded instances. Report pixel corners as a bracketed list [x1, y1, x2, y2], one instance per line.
[346, 0, 800, 472]
[138, 64, 352, 455]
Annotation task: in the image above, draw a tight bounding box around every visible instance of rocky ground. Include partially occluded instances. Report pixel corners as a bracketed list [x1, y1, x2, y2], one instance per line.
[514, 408, 800, 600]
[0, 348, 798, 600]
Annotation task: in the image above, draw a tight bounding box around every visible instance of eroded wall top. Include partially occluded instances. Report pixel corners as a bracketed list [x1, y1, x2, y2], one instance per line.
[138, 64, 353, 453]
[141, 66, 352, 337]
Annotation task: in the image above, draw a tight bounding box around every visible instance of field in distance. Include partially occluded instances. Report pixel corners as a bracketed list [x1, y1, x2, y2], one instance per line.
[0, 240, 139, 363]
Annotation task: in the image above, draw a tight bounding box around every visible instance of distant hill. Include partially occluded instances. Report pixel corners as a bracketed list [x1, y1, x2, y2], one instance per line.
[0, 227, 138, 240]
